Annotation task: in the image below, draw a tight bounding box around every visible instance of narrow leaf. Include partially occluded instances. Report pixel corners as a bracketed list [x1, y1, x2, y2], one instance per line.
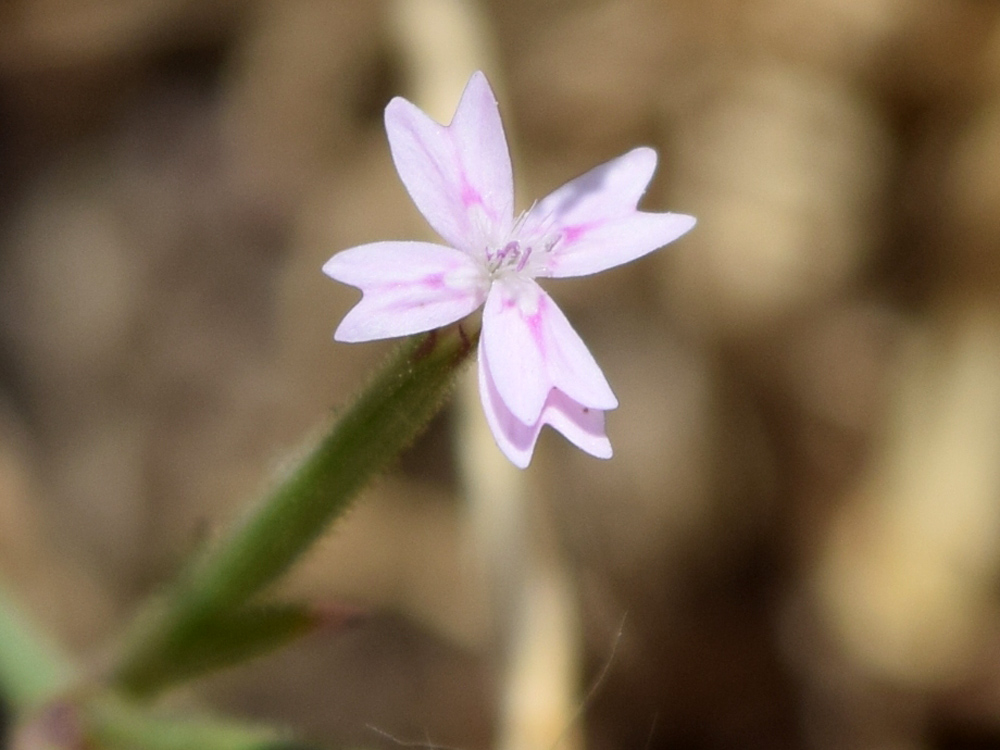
[113, 324, 477, 697]
[0, 581, 76, 713]
[85, 695, 304, 750]
[118, 604, 325, 695]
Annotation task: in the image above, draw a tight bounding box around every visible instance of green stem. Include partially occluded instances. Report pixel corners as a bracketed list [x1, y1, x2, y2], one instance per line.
[0, 582, 76, 713]
[85, 695, 301, 750]
[113, 325, 477, 697]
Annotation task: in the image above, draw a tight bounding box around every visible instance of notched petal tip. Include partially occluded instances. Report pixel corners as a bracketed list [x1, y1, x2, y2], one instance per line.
[674, 212, 697, 233]
[323, 242, 487, 343]
[463, 71, 494, 99]
[321, 253, 349, 282]
[477, 340, 540, 469]
[332, 322, 365, 344]
[544, 391, 614, 460]
[332, 308, 409, 343]
[482, 280, 618, 425]
[381, 70, 514, 252]
[627, 145, 658, 176]
[478, 337, 616, 469]
[384, 94, 434, 129]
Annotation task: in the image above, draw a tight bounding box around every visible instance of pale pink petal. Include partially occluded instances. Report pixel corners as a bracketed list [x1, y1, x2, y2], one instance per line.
[482, 277, 617, 425]
[523, 147, 695, 278]
[542, 390, 612, 460]
[385, 71, 514, 252]
[478, 341, 612, 468]
[542, 211, 696, 278]
[323, 241, 488, 342]
[532, 147, 658, 223]
[478, 338, 540, 468]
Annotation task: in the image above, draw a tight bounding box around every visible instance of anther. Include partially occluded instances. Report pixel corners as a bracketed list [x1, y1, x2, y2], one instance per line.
[499, 241, 520, 264]
[515, 246, 533, 272]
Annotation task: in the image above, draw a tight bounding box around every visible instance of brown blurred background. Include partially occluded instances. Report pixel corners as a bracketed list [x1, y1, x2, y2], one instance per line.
[3, 1, 1000, 749]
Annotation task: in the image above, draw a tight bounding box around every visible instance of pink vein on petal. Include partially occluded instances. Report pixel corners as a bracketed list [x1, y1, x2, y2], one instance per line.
[325, 71, 697, 467]
[483, 279, 616, 426]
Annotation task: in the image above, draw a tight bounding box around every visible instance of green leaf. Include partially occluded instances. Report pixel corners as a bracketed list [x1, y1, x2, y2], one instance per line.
[85, 694, 306, 750]
[0, 581, 76, 713]
[113, 325, 477, 698]
[118, 603, 325, 694]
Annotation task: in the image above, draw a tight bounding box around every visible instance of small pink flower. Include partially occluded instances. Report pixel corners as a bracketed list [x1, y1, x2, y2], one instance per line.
[324, 72, 695, 468]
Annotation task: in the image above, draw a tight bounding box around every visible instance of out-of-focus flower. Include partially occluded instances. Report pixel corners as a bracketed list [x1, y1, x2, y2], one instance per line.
[324, 71, 695, 467]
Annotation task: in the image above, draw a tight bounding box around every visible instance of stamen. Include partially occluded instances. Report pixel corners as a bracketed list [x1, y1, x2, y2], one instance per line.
[515, 246, 532, 272]
[511, 208, 532, 236]
[500, 241, 520, 263]
[484, 226, 565, 277]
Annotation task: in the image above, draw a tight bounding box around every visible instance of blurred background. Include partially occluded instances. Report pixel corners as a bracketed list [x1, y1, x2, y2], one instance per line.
[3, 1, 1000, 749]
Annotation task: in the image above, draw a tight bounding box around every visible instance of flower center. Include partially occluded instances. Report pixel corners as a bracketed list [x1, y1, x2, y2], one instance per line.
[486, 240, 531, 274]
[484, 233, 560, 278]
